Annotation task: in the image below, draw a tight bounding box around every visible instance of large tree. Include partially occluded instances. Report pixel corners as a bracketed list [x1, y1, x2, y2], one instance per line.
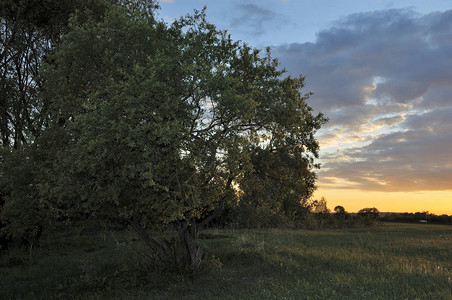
[0, 0, 107, 249]
[42, 3, 326, 267]
[0, 0, 153, 250]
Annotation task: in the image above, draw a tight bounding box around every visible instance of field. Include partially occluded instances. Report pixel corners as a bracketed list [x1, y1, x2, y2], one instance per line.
[1, 223, 451, 299]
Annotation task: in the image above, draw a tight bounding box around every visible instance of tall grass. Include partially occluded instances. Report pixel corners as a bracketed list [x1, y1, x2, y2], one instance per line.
[1, 223, 451, 299]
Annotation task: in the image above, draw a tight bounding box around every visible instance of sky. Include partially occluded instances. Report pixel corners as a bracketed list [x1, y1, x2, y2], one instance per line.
[157, 0, 452, 215]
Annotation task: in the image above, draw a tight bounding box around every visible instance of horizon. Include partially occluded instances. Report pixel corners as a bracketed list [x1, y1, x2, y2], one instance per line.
[159, 1, 452, 215]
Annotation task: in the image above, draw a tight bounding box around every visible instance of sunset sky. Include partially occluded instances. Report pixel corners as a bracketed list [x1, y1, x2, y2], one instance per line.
[158, 0, 452, 215]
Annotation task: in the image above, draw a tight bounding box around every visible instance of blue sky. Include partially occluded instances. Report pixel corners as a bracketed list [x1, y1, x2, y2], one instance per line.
[157, 0, 452, 213]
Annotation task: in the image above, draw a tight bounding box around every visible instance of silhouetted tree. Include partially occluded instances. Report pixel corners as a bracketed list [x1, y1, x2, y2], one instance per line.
[334, 205, 346, 215]
[312, 197, 330, 214]
[358, 207, 379, 218]
[357, 207, 379, 225]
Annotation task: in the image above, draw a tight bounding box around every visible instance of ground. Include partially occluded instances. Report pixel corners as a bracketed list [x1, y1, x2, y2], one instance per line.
[1, 223, 451, 299]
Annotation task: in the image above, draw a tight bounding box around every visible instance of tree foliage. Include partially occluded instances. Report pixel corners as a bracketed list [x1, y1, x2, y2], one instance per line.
[1, 1, 327, 266]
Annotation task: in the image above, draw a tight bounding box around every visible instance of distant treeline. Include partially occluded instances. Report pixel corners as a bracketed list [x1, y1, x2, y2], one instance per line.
[379, 212, 452, 225]
[210, 202, 382, 230]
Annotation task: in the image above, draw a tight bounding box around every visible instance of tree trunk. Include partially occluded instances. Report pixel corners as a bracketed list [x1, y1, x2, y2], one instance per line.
[177, 222, 202, 269]
[130, 218, 202, 269]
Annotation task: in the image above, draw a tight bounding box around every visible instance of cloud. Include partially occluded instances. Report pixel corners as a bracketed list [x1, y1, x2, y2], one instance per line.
[229, 4, 285, 37]
[318, 107, 452, 192]
[273, 9, 452, 192]
[421, 85, 452, 107]
[277, 9, 452, 110]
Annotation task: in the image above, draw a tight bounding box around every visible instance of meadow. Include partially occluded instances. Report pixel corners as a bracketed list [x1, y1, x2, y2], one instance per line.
[1, 223, 451, 299]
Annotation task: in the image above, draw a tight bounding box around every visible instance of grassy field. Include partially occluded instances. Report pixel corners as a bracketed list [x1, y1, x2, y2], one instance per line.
[1, 222, 451, 299]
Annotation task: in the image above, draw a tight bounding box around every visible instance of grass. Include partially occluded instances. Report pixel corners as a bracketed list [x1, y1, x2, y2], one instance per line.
[1, 223, 451, 299]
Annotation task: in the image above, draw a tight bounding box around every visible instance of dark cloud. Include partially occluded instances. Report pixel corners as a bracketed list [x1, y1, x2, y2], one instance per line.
[421, 86, 452, 107]
[230, 4, 285, 37]
[273, 9, 452, 192]
[275, 8, 452, 110]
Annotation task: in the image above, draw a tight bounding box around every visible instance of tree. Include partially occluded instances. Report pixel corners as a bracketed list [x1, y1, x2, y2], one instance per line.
[0, 0, 137, 251]
[0, 0, 84, 249]
[334, 205, 346, 215]
[358, 207, 379, 225]
[236, 146, 317, 227]
[0, 6, 51, 149]
[41, 3, 326, 267]
[358, 207, 379, 219]
[312, 197, 330, 214]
